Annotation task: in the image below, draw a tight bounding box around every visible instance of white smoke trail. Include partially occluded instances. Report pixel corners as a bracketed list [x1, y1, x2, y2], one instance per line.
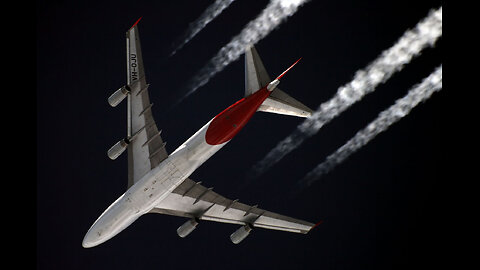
[299, 65, 442, 188]
[247, 6, 442, 180]
[170, 0, 237, 57]
[174, 0, 310, 106]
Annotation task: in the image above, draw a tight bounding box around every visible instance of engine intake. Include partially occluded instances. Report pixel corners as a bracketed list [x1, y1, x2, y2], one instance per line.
[230, 224, 253, 244]
[108, 85, 130, 107]
[177, 218, 199, 238]
[107, 138, 130, 160]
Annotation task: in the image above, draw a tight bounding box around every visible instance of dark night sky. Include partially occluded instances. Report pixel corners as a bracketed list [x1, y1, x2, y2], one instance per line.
[37, 0, 445, 269]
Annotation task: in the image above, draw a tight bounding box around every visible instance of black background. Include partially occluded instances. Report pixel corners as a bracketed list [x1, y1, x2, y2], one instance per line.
[37, 0, 446, 269]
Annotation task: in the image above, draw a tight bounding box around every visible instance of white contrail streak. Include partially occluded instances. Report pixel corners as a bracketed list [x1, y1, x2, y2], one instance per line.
[247, 6, 442, 180]
[299, 65, 442, 188]
[174, 0, 310, 106]
[170, 0, 237, 57]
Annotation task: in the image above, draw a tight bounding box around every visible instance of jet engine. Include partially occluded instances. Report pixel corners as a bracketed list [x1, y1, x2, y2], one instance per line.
[108, 85, 130, 107]
[107, 138, 130, 160]
[177, 218, 199, 238]
[230, 224, 253, 244]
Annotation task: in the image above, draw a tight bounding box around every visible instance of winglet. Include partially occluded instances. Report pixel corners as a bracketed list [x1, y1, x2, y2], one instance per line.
[130, 17, 143, 30]
[309, 220, 323, 232]
[275, 57, 302, 81]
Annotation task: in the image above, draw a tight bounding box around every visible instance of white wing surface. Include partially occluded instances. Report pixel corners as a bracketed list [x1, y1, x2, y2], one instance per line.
[150, 178, 315, 234]
[125, 23, 168, 188]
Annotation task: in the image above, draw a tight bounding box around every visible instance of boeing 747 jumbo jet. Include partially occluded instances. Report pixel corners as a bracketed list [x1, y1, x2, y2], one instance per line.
[82, 18, 316, 248]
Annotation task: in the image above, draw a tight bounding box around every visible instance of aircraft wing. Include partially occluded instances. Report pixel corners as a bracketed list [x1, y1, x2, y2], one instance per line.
[149, 178, 315, 234]
[126, 22, 168, 188]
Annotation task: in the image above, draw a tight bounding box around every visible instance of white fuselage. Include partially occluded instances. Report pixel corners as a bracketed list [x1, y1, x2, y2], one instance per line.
[82, 120, 226, 248]
[83, 86, 273, 248]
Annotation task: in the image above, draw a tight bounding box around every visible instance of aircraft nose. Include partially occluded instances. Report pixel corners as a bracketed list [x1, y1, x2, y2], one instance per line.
[82, 228, 98, 248]
[82, 238, 93, 248]
[82, 221, 106, 248]
[81, 193, 138, 248]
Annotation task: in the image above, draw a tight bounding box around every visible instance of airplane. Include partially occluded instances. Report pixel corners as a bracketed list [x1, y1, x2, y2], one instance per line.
[82, 18, 316, 248]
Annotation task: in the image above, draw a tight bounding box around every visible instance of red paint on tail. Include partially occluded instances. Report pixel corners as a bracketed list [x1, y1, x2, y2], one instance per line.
[205, 87, 271, 145]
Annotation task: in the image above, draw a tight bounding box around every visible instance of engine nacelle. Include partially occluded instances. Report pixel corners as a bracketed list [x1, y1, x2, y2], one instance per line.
[230, 224, 253, 244]
[108, 86, 130, 107]
[107, 138, 130, 160]
[177, 218, 199, 238]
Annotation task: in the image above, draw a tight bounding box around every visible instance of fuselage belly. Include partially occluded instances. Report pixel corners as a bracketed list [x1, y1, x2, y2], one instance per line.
[83, 88, 272, 248]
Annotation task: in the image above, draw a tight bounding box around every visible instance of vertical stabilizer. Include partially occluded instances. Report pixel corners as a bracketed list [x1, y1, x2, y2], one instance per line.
[245, 45, 271, 96]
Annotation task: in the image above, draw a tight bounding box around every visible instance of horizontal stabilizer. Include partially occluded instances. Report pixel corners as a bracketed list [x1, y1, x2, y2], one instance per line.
[245, 45, 312, 118]
[258, 88, 313, 118]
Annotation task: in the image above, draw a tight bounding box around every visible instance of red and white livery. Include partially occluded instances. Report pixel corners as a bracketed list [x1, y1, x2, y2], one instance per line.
[83, 19, 315, 248]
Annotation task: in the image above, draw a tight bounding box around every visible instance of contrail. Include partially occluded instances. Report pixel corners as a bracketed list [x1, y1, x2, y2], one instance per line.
[170, 0, 237, 57]
[173, 0, 311, 107]
[299, 65, 442, 188]
[247, 6, 442, 180]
